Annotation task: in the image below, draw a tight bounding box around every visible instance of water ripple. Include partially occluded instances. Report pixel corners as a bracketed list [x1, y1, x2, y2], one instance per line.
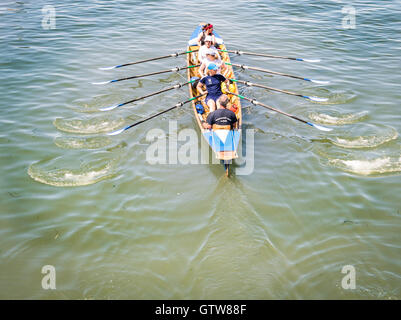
[309, 110, 369, 125]
[54, 136, 113, 149]
[53, 116, 125, 134]
[329, 156, 401, 176]
[28, 154, 118, 186]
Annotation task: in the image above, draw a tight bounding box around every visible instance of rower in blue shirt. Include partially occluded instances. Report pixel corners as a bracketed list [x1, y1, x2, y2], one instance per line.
[197, 63, 230, 112]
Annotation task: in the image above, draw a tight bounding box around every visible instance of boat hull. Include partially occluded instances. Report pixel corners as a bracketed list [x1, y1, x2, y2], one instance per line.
[186, 24, 242, 161]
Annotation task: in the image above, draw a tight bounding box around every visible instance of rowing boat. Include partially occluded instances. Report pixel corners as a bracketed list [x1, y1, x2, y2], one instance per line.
[102, 25, 331, 175]
[187, 23, 242, 175]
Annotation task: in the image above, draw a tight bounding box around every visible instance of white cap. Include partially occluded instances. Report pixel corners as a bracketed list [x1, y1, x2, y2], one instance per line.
[204, 35, 213, 42]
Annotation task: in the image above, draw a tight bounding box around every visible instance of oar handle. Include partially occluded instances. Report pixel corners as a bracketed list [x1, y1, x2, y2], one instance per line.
[232, 92, 307, 123]
[228, 92, 332, 131]
[113, 68, 174, 83]
[110, 65, 200, 83]
[124, 94, 205, 130]
[123, 105, 178, 131]
[229, 92, 332, 131]
[121, 80, 195, 107]
[114, 49, 200, 69]
[228, 91, 312, 124]
[225, 49, 299, 60]
[230, 79, 328, 102]
[220, 49, 320, 62]
[229, 63, 306, 81]
[231, 79, 303, 98]
[107, 94, 206, 135]
[118, 55, 172, 68]
[101, 79, 200, 111]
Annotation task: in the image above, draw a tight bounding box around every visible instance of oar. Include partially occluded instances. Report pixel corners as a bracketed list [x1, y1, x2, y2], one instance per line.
[107, 94, 205, 136]
[221, 49, 320, 63]
[226, 62, 329, 84]
[92, 65, 200, 85]
[99, 49, 199, 70]
[228, 92, 332, 132]
[230, 79, 328, 102]
[100, 79, 199, 111]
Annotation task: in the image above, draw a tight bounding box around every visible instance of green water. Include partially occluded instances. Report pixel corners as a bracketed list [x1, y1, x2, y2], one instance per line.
[1, 0, 400, 299]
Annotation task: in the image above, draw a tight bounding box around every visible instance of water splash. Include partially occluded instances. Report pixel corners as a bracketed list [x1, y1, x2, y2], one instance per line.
[54, 116, 125, 134]
[54, 136, 113, 149]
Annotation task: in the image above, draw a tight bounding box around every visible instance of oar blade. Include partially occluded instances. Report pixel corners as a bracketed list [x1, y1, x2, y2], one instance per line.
[98, 65, 121, 71]
[310, 79, 330, 85]
[301, 58, 321, 63]
[106, 127, 127, 136]
[305, 96, 329, 102]
[308, 122, 333, 132]
[92, 80, 111, 85]
[99, 104, 121, 112]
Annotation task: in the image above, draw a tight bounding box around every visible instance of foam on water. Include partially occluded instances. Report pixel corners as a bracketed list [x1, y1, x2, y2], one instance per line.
[329, 156, 401, 176]
[71, 95, 126, 113]
[313, 133, 401, 176]
[53, 116, 125, 134]
[72, 104, 103, 114]
[54, 136, 113, 149]
[309, 111, 369, 125]
[28, 156, 117, 187]
[303, 90, 358, 105]
[325, 92, 358, 105]
[331, 128, 398, 149]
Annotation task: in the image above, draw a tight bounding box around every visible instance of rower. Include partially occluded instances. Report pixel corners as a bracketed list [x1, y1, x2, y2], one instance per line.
[202, 95, 238, 130]
[197, 63, 230, 113]
[198, 49, 227, 78]
[197, 23, 216, 47]
[198, 36, 220, 64]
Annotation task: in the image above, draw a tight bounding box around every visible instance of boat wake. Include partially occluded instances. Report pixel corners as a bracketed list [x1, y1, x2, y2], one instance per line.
[309, 111, 369, 125]
[28, 154, 117, 187]
[54, 136, 113, 149]
[53, 116, 125, 134]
